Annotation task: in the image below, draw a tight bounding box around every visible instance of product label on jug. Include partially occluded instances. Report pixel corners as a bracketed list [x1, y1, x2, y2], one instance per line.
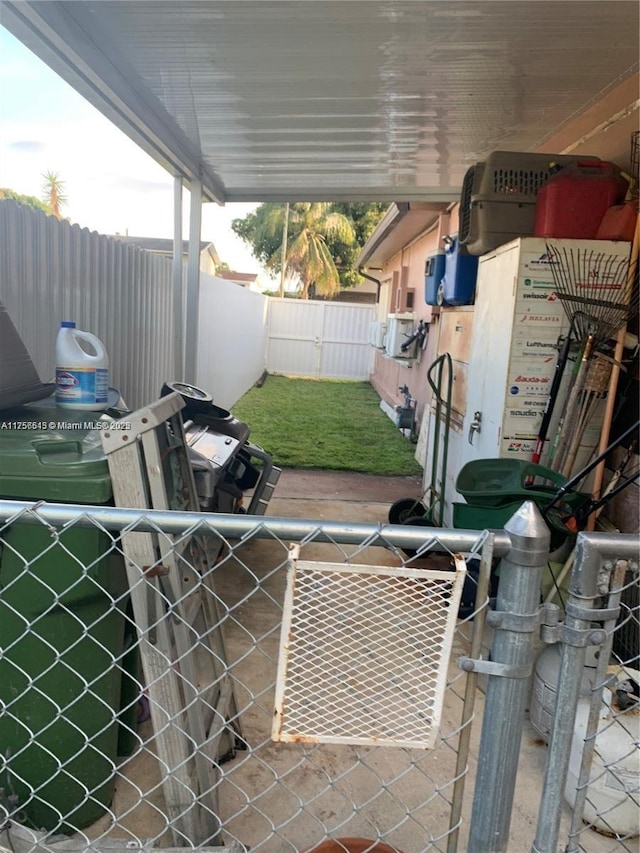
[56, 367, 108, 404]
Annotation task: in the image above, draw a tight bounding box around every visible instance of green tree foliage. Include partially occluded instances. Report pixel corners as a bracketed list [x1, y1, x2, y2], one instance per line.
[232, 203, 284, 270]
[232, 201, 388, 296]
[330, 202, 388, 288]
[41, 170, 67, 219]
[287, 203, 355, 298]
[0, 187, 49, 214]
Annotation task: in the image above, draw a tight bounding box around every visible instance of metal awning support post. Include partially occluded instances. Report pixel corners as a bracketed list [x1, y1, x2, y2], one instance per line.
[184, 178, 202, 384]
[172, 175, 184, 381]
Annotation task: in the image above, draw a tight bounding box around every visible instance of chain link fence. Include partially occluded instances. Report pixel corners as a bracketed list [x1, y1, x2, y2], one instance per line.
[533, 541, 640, 853]
[0, 501, 504, 853]
[562, 555, 639, 853]
[0, 500, 637, 853]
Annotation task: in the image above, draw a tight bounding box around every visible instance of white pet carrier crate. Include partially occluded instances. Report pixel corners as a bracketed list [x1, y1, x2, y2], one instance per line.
[459, 151, 599, 256]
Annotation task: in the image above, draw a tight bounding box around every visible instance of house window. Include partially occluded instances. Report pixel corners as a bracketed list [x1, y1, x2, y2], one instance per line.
[406, 289, 415, 310]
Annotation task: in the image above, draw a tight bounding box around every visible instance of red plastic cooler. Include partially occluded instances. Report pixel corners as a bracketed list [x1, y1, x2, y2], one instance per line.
[534, 160, 628, 239]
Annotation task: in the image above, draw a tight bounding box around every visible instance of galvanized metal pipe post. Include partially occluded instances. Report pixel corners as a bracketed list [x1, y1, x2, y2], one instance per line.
[467, 502, 550, 852]
[532, 533, 639, 853]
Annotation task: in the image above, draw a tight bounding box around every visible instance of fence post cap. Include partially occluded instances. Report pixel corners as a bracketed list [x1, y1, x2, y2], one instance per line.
[504, 500, 551, 566]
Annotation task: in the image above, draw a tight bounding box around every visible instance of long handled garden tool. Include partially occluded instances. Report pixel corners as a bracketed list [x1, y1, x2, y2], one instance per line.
[543, 435, 637, 605]
[586, 207, 639, 527]
[541, 423, 638, 604]
[542, 419, 640, 533]
[546, 244, 638, 477]
[531, 315, 577, 466]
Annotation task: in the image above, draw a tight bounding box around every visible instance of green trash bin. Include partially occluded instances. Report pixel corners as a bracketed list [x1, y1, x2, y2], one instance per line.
[0, 399, 130, 832]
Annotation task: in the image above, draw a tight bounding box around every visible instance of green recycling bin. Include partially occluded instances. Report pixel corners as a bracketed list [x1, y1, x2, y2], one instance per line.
[0, 399, 129, 832]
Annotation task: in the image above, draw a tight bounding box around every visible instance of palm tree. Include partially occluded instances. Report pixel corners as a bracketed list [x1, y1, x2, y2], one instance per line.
[41, 171, 67, 219]
[286, 203, 355, 299]
[251, 202, 355, 299]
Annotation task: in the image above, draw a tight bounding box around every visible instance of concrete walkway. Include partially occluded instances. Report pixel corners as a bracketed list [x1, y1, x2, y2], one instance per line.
[274, 468, 423, 503]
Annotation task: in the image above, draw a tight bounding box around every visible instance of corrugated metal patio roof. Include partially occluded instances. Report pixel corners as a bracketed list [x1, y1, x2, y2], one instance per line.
[1, 1, 638, 206]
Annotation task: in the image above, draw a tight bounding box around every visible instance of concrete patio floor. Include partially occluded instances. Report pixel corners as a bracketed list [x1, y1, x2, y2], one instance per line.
[94, 469, 625, 853]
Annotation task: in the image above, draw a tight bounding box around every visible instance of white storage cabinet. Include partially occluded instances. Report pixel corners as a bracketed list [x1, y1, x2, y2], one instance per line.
[427, 237, 630, 526]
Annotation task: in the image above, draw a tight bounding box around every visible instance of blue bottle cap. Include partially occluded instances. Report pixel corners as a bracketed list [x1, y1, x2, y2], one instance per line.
[60, 321, 76, 328]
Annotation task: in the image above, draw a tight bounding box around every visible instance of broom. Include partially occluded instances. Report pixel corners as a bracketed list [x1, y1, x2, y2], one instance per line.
[546, 244, 638, 476]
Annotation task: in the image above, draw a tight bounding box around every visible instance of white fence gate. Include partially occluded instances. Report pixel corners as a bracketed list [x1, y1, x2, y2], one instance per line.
[266, 298, 375, 380]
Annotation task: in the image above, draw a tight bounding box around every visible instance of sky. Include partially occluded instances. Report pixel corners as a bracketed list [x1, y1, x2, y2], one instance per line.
[0, 25, 273, 283]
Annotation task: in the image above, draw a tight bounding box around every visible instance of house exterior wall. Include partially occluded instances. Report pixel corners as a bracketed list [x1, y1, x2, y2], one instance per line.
[369, 209, 457, 451]
[536, 75, 638, 175]
[198, 251, 217, 277]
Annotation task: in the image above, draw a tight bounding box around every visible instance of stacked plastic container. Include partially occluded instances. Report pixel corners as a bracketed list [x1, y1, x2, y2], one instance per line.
[458, 151, 600, 255]
[440, 235, 479, 306]
[533, 161, 629, 239]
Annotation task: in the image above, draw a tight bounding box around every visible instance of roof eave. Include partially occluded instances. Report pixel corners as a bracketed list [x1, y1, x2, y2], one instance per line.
[357, 202, 451, 270]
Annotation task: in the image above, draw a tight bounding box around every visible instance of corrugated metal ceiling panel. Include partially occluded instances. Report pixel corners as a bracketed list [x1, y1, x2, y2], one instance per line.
[2, 1, 638, 203]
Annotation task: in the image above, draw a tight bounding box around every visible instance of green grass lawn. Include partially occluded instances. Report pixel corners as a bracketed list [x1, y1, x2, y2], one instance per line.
[232, 375, 422, 476]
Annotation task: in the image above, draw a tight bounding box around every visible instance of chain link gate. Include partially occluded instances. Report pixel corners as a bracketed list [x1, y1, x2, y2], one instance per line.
[0, 499, 510, 853]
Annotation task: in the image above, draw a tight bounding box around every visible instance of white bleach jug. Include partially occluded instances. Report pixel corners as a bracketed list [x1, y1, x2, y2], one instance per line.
[55, 321, 109, 410]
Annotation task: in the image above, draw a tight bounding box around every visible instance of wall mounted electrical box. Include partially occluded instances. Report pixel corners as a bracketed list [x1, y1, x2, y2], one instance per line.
[425, 252, 446, 306]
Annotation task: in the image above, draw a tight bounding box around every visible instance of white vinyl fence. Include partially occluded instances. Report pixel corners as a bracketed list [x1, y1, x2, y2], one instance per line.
[0, 200, 174, 410]
[0, 201, 269, 411]
[1, 200, 378, 413]
[266, 297, 375, 380]
[196, 275, 268, 409]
